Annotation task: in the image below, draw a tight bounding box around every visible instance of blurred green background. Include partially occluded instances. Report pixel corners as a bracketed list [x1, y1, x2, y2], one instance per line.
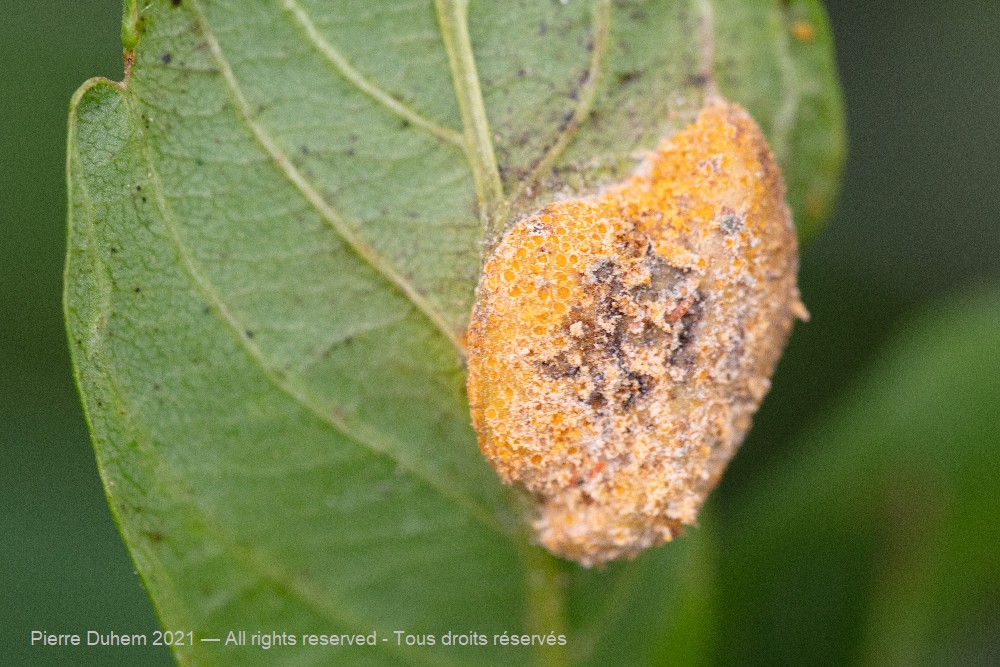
[2, 1, 998, 665]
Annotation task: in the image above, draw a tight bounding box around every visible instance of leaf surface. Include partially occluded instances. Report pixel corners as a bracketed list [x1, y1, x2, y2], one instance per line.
[66, 1, 843, 664]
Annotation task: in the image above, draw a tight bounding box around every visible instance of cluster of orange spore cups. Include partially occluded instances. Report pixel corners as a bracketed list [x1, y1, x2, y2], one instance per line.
[466, 100, 807, 567]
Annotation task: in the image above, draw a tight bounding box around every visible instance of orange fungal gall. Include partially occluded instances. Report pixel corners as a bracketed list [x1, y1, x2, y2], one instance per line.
[466, 101, 806, 567]
[791, 20, 816, 42]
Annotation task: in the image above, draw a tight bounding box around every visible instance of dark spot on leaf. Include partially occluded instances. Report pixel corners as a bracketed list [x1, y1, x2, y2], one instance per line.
[516, 67, 526, 78]
[161, 53, 172, 65]
[135, 185, 142, 191]
[300, 145, 309, 155]
[617, 70, 640, 86]
[170, 0, 182, 6]
[244, 330, 255, 339]
[144, 530, 164, 543]
[133, 287, 141, 294]
[687, 73, 709, 87]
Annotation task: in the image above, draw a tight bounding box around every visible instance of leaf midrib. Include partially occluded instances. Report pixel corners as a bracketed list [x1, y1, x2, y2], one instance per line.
[433, 0, 506, 236]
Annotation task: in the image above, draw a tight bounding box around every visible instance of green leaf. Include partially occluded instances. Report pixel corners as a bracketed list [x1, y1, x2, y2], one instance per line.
[715, 287, 1000, 665]
[66, 1, 842, 665]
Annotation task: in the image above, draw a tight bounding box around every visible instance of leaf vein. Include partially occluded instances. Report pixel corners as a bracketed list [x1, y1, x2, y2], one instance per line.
[88, 350, 459, 667]
[433, 0, 506, 238]
[280, 0, 466, 150]
[125, 81, 512, 542]
[297, 312, 409, 375]
[503, 0, 611, 227]
[69, 90, 422, 658]
[503, 0, 613, 236]
[771, 3, 802, 163]
[187, 0, 466, 355]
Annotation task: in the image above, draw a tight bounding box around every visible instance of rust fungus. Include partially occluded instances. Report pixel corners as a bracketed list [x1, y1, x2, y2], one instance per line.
[466, 101, 807, 567]
[791, 20, 817, 42]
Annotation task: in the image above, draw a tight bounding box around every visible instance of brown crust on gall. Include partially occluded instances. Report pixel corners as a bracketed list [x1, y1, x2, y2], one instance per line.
[466, 101, 805, 567]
